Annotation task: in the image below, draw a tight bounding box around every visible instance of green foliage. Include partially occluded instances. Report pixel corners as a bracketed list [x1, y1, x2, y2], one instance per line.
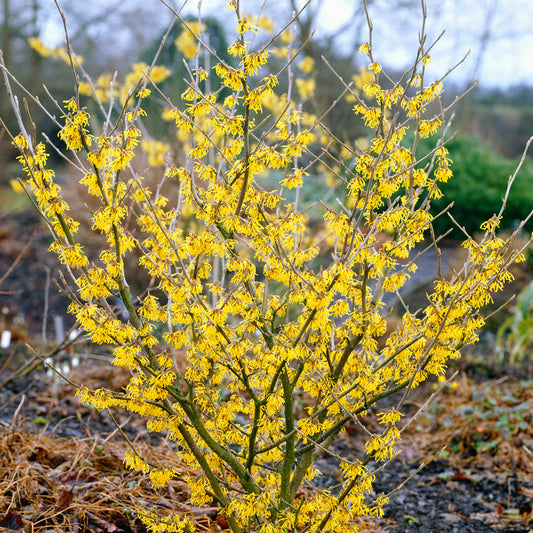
[496, 281, 533, 364]
[416, 134, 533, 237]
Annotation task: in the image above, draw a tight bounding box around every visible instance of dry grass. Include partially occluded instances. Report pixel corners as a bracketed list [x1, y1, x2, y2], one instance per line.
[0, 421, 227, 532]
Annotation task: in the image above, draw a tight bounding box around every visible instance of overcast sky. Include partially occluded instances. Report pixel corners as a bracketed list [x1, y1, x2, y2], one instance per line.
[174, 0, 533, 90]
[347, 0, 533, 90]
[41, 0, 533, 90]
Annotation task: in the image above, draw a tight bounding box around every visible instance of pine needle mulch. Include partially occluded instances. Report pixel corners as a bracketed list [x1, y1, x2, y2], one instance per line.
[0, 423, 223, 533]
[1, 373, 532, 532]
[0, 424, 385, 533]
[385, 374, 533, 531]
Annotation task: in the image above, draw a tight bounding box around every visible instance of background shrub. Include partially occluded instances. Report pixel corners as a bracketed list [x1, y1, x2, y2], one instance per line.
[417, 134, 533, 237]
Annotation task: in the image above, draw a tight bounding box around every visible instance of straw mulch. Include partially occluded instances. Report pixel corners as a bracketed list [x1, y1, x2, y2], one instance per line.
[1, 372, 532, 532]
[0, 423, 224, 533]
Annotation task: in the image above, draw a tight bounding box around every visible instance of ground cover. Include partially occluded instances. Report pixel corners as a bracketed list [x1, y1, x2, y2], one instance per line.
[1, 359, 532, 532]
[1, 209, 532, 532]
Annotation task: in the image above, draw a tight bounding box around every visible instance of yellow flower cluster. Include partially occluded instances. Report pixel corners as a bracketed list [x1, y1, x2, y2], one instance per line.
[119, 62, 171, 105]
[28, 37, 83, 67]
[79, 73, 114, 103]
[175, 22, 206, 60]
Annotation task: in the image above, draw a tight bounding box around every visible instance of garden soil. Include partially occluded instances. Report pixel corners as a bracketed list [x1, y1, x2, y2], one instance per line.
[1, 209, 532, 532]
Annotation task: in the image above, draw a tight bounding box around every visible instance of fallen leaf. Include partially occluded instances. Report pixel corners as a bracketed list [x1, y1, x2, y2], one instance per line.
[55, 488, 73, 511]
[440, 512, 464, 523]
[0, 510, 24, 530]
[519, 485, 533, 498]
[216, 514, 230, 528]
[452, 471, 471, 481]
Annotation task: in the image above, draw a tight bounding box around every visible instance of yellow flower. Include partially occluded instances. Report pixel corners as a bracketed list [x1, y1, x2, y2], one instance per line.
[175, 22, 206, 60]
[298, 56, 315, 74]
[149, 467, 176, 489]
[9, 179, 24, 193]
[28, 37, 83, 66]
[359, 42, 371, 54]
[237, 16, 257, 35]
[257, 15, 275, 33]
[480, 215, 501, 232]
[243, 50, 269, 76]
[295, 77, 315, 100]
[141, 139, 170, 167]
[418, 117, 442, 138]
[377, 409, 404, 425]
[137, 88, 151, 98]
[124, 450, 150, 473]
[51, 242, 88, 268]
[149, 65, 171, 83]
[28, 37, 52, 57]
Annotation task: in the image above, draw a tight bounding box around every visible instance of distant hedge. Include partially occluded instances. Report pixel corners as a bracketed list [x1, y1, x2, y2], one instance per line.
[417, 134, 533, 237]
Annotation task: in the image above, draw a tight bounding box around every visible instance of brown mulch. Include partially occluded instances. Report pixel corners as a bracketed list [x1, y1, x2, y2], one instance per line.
[0, 420, 227, 533]
[414, 375, 533, 476]
[374, 374, 533, 532]
[1, 207, 533, 532]
[0, 364, 532, 532]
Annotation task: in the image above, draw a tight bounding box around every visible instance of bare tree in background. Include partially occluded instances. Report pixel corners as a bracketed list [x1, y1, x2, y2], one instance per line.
[0, 0, 168, 158]
[58, 0, 167, 71]
[0, 0, 46, 161]
[0, 0, 168, 81]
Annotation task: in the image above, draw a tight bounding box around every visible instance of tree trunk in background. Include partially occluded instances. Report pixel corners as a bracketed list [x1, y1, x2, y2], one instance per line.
[29, 0, 42, 97]
[460, 0, 499, 130]
[1, 0, 10, 66]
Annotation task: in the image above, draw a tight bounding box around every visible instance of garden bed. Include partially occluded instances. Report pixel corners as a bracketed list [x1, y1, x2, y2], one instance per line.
[1, 359, 532, 532]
